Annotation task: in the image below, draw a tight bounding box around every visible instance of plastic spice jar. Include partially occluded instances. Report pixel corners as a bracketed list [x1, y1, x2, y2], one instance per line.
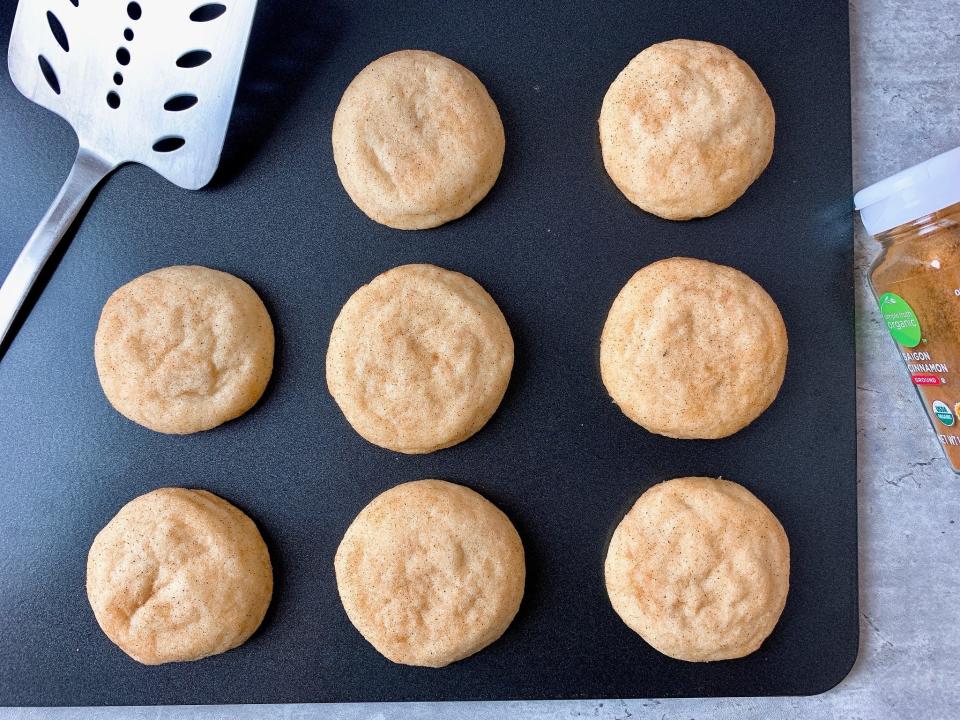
[856, 146, 960, 472]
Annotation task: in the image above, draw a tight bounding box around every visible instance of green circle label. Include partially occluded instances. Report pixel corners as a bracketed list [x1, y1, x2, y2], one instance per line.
[933, 400, 955, 427]
[879, 292, 922, 348]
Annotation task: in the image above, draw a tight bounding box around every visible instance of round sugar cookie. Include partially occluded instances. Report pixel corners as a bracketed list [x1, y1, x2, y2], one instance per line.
[334, 479, 525, 667]
[332, 49, 505, 229]
[86, 488, 273, 665]
[600, 257, 787, 439]
[605, 477, 790, 662]
[326, 264, 514, 453]
[94, 265, 274, 435]
[599, 39, 775, 220]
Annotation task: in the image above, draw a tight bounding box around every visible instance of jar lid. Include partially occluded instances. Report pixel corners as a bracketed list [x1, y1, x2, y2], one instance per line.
[854, 146, 960, 236]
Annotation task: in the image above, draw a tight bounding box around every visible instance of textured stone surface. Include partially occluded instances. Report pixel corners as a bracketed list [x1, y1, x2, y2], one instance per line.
[7, 0, 960, 717]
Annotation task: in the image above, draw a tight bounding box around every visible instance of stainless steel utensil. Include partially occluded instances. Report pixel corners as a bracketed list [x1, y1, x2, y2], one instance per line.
[1, 0, 258, 348]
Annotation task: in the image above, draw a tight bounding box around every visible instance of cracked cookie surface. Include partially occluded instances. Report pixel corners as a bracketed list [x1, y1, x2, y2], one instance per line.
[86, 488, 273, 665]
[604, 477, 789, 662]
[94, 265, 274, 434]
[599, 39, 774, 220]
[326, 264, 514, 453]
[600, 257, 787, 439]
[334, 479, 525, 667]
[332, 49, 504, 229]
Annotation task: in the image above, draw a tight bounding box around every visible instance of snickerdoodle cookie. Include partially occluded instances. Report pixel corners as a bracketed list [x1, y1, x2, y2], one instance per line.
[335, 479, 525, 667]
[326, 264, 513, 453]
[94, 265, 274, 434]
[605, 477, 789, 661]
[599, 39, 775, 220]
[86, 488, 273, 665]
[600, 257, 787, 439]
[332, 50, 504, 229]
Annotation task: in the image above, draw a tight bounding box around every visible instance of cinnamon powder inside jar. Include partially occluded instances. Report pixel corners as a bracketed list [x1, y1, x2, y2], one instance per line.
[870, 202, 960, 470]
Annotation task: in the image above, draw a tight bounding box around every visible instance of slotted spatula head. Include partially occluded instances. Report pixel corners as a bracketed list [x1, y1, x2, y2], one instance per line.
[7, 0, 258, 189]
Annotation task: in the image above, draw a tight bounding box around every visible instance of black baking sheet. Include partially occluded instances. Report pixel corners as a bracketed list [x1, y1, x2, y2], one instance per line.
[0, 0, 857, 705]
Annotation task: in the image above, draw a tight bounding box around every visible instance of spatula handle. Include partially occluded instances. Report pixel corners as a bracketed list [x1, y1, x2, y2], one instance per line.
[0, 147, 115, 351]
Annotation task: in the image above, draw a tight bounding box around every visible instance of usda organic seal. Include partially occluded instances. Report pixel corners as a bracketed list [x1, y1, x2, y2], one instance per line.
[932, 400, 955, 427]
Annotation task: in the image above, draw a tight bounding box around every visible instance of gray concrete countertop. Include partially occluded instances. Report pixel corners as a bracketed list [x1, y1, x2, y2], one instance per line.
[7, 0, 960, 718]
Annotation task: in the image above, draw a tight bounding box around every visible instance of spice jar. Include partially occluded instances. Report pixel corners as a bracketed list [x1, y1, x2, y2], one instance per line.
[856, 147, 960, 472]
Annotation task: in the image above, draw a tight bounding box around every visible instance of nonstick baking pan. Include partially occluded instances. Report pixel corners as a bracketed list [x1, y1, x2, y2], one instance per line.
[0, 0, 856, 704]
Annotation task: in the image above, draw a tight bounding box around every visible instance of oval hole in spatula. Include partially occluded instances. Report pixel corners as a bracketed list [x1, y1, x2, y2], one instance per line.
[176, 50, 212, 68]
[190, 4, 227, 22]
[46, 12, 69, 52]
[153, 136, 186, 153]
[37, 55, 60, 95]
[164, 94, 198, 111]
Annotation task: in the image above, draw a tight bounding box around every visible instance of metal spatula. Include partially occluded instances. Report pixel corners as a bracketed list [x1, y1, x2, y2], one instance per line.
[1, 0, 258, 347]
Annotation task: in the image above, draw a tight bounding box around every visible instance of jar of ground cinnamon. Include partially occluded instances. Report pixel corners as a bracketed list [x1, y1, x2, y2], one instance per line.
[857, 147, 960, 472]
